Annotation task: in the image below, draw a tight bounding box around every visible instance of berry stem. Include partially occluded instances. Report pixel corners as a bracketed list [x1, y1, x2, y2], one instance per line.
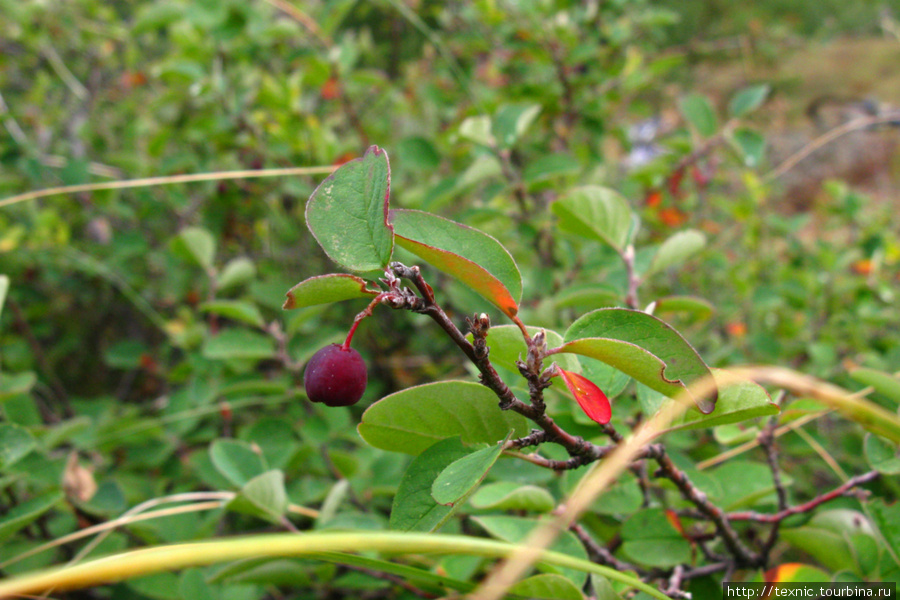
[343, 292, 392, 351]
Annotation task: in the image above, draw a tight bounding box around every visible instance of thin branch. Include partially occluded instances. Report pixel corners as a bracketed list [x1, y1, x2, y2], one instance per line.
[728, 470, 879, 524]
[570, 522, 647, 574]
[647, 445, 759, 566]
[758, 418, 787, 557]
[390, 263, 612, 467]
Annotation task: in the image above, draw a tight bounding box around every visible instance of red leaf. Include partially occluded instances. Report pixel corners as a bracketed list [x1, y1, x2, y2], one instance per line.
[557, 368, 611, 425]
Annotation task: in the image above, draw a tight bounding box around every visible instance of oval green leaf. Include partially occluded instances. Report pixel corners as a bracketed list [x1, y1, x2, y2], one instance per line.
[562, 308, 716, 412]
[729, 84, 770, 117]
[647, 229, 706, 275]
[390, 437, 471, 532]
[226, 470, 288, 524]
[864, 434, 900, 475]
[390, 209, 522, 317]
[679, 93, 718, 138]
[621, 509, 693, 568]
[470, 482, 555, 513]
[492, 103, 542, 149]
[432, 438, 507, 506]
[471, 515, 588, 586]
[201, 329, 276, 361]
[0, 423, 36, 471]
[0, 492, 62, 544]
[171, 227, 216, 270]
[508, 574, 584, 600]
[663, 371, 777, 431]
[358, 381, 529, 455]
[306, 145, 394, 272]
[654, 295, 714, 320]
[210, 439, 267, 488]
[199, 300, 265, 328]
[216, 257, 256, 291]
[552, 186, 634, 252]
[283, 274, 379, 310]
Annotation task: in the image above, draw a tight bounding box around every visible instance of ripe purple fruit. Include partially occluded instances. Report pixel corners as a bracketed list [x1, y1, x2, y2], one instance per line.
[303, 343, 368, 407]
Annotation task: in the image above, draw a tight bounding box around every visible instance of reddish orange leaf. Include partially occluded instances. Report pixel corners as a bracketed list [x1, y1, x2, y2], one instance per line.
[557, 368, 611, 425]
[659, 207, 687, 227]
[320, 77, 340, 100]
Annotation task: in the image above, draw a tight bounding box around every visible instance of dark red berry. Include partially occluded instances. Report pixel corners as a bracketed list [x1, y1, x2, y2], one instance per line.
[303, 344, 367, 407]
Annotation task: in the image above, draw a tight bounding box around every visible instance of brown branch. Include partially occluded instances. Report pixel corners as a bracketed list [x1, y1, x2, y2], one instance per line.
[647, 445, 759, 566]
[570, 522, 647, 575]
[728, 470, 879, 524]
[390, 262, 609, 466]
[758, 417, 787, 556]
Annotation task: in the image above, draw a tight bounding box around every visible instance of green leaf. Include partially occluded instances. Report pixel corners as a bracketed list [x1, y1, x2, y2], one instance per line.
[0, 372, 37, 403]
[201, 329, 276, 361]
[864, 434, 900, 475]
[0, 492, 62, 543]
[731, 127, 766, 167]
[313, 551, 473, 594]
[471, 325, 580, 375]
[707, 460, 785, 510]
[358, 381, 529, 455]
[552, 284, 621, 311]
[0, 274, 8, 322]
[431, 437, 507, 505]
[305, 145, 394, 272]
[654, 296, 714, 320]
[679, 93, 718, 138]
[178, 569, 216, 600]
[470, 482, 555, 513]
[0, 423, 36, 470]
[492, 103, 542, 148]
[508, 574, 584, 600]
[664, 372, 777, 431]
[199, 301, 265, 328]
[562, 308, 716, 413]
[227, 470, 288, 524]
[209, 439, 267, 488]
[850, 368, 900, 407]
[621, 509, 692, 568]
[390, 209, 522, 317]
[728, 84, 770, 117]
[171, 227, 216, 270]
[552, 186, 634, 252]
[390, 437, 471, 532]
[781, 510, 879, 577]
[458, 115, 494, 146]
[397, 136, 441, 170]
[647, 229, 706, 275]
[870, 499, 900, 565]
[283, 274, 379, 310]
[471, 515, 588, 585]
[216, 257, 256, 291]
[523, 154, 580, 185]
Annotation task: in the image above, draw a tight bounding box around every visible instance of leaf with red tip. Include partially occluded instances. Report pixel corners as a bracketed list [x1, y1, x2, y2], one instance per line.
[305, 145, 394, 273]
[283, 274, 379, 310]
[390, 209, 522, 317]
[557, 368, 611, 425]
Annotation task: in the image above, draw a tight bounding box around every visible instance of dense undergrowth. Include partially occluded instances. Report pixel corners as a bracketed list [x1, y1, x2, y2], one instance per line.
[1, 1, 899, 599]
